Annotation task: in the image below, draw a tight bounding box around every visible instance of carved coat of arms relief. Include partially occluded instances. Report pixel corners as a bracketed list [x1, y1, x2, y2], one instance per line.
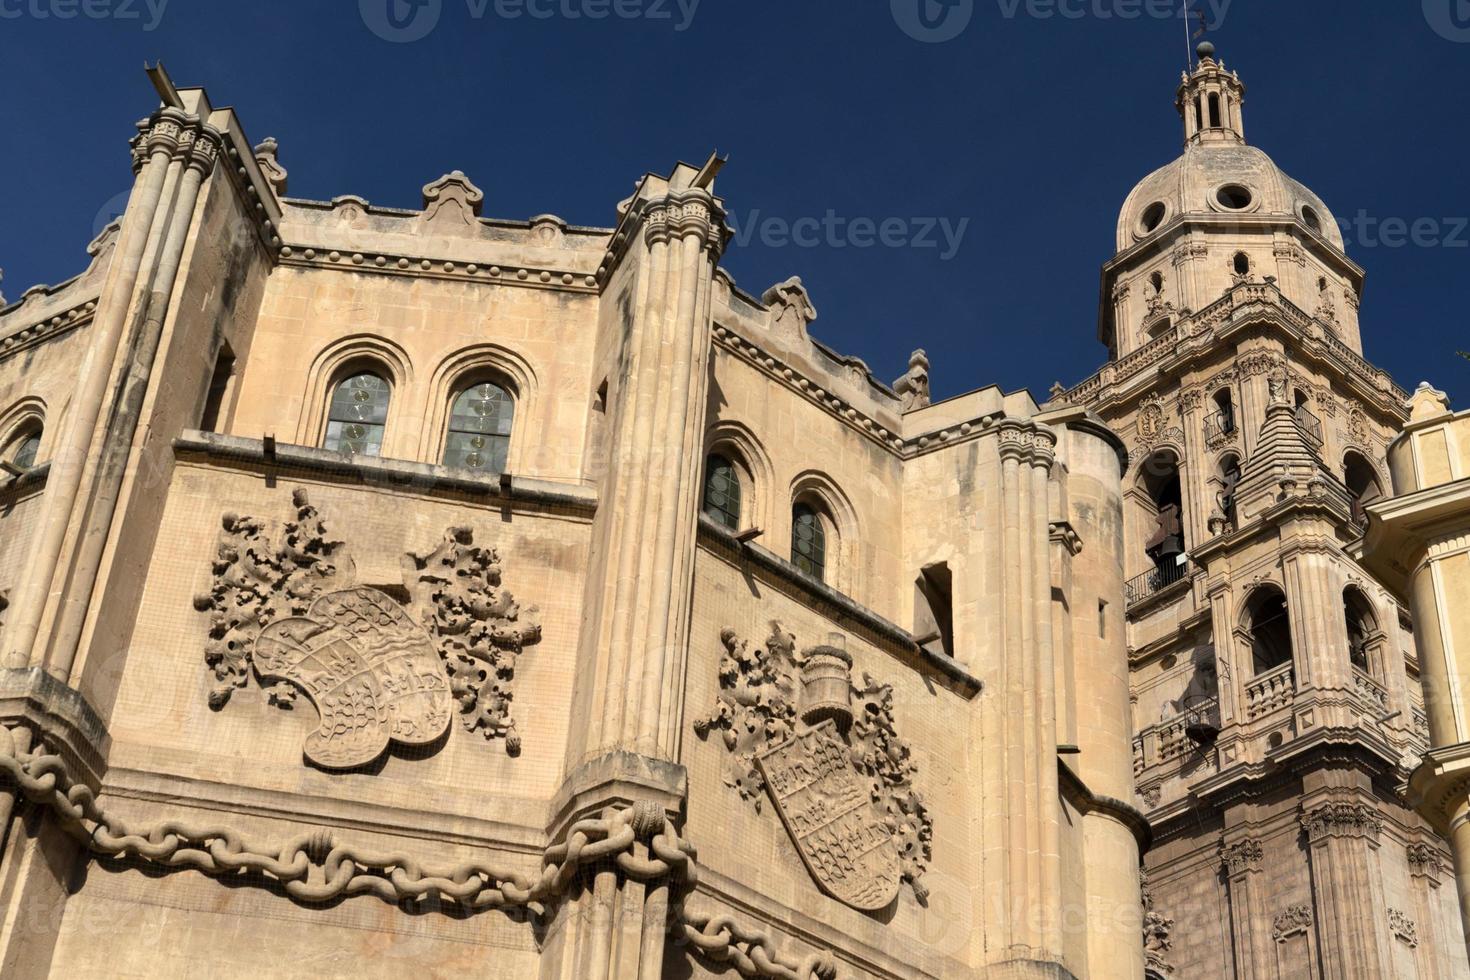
[194, 489, 541, 769]
[694, 626, 932, 910]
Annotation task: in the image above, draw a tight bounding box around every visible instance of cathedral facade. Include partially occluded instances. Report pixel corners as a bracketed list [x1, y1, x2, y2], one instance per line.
[0, 49, 1461, 979]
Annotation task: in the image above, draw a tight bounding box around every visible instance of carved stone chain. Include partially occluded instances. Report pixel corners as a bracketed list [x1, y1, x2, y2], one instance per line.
[0, 727, 837, 979]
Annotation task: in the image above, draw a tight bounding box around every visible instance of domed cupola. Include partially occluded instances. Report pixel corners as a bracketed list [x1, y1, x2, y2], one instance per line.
[1102, 43, 1364, 359]
[1115, 42, 1345, 255]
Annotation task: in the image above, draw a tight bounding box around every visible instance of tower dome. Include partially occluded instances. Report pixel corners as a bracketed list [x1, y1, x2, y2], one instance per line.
[1115, 44, 1344, 254]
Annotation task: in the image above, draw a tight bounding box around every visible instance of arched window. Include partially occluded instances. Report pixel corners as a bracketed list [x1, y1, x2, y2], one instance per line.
[1344, 452, 1383, 528]
[324, 371, 390, 456]
[1345, 588, 1377, 674]
[1149, 271, 1165, 295]
[1233, 252, 1251, 276]
[1210, 388, 1236, 437]
[1217, 453, 1242, 528]
[791, 502, 827, 582]
[1208, 93, 1222, 128]
[702, 454, 742, 530]
[1246, 589, 1293, 675]
[1141, 449, 1186, 571]
[443, 380, 514, 473]
[4, 428, 40, 470]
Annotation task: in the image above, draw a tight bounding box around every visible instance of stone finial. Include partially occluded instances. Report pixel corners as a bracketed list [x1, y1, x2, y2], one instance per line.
[894, 349, 932, 413]
[761, 276, 818, 341]
[254, 137, 288, 197]
[421, 171, 485, 233]
[1407, 381, 1451, 422]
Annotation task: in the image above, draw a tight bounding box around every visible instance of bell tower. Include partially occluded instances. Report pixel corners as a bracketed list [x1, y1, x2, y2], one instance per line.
[1053, 43, 1464, 980]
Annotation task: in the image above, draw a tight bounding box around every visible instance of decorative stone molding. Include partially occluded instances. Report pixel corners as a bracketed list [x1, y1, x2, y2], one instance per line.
[1178, 385, 1206, 414]
[1388, 908, 1418, 947]
[406, 526, 543, 752]
[893, 349, 931, 412]
[1220, 837, 1264, 875]
[1273, 242, 1306, 267]
[762, 276, 819, 343]
[194, 490, 542, 766]
[0, 298, 96, 362]
[1301, 801, 1383, 843]
[1134, 393, 1184, 455]
[1407, 841, 1444, 882]
[1272, 905, 1313, 943]
[694, 625, 932, 905]
[1407, 382, 1452, 422]
[254, 137, 287, 196]
[1346, 406, 1370, 447]
[420, 170, 485, 234]
[1238, 349, 1284, 378]
[0, 730, 838, 979]
[276, 243, 600, 293]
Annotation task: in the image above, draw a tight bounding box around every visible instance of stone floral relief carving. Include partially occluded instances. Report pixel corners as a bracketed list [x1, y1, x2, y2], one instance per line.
[1388, 908, 1418, 947]
[195, 489, 541, 768]
[694, 625, 932, 908]
[1272, 905, 1312, 943]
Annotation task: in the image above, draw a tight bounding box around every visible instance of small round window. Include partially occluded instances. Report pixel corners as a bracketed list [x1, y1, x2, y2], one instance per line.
[1139, 201, 1168, 235]
[1300, 205, 1323, 234]
[1216, 184, 1254, 210]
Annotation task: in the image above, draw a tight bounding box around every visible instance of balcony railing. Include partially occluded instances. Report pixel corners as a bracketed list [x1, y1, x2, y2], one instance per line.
[1245, 662, 1295, 720]
[1125, 558, 1190, 606]
[1294, 407, 1324, 448]
[1353, 669, 1389, 715]
[1204, 408, 1238, 443]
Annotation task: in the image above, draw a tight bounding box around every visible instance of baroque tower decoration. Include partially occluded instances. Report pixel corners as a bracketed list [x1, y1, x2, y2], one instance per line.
[1051, 42, 1459, 978]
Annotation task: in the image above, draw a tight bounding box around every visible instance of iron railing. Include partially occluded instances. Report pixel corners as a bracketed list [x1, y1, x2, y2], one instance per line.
[1204, 407, 1237, 443]
[1125, 558, 1190, 605]
[1294, 407, 1324, 447]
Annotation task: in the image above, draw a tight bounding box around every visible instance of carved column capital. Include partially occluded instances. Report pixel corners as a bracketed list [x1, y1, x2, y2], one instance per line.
[641, 189, 728, 257]
[1301, 801, 1383, 844]
[1220, 836, 1264, 875]
[1407, 841, 1444, 886]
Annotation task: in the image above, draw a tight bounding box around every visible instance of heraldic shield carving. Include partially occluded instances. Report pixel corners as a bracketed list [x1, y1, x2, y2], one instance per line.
[195, 488, 542, 768]
[694, 625, 932, 911]
[756, 721, 902, 910]
[254, 588, 453, 770]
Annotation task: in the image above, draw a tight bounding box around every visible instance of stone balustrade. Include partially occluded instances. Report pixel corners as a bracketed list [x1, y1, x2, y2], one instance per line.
[1245, 662, 1296, 720]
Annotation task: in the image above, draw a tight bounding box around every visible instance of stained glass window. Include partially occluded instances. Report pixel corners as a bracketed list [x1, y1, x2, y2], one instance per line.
[8, 431, 39, 470]
[324, 372, 390, 456]
[792, 502, 826, 582]
[702, 454, 741, 530]
[443, 381, 514, 474]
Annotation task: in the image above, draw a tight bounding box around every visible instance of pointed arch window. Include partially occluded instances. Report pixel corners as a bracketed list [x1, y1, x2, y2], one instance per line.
[324, 371, 390, 456]
[443, 381, 514, 473]
[702, 454, 742, 530]
[791, 503, 827, 582]
[5, 429, 40, 470]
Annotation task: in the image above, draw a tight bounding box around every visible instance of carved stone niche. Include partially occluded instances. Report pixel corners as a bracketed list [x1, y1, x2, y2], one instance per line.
[693, 625, 932, 909]
[194, 489, 541, 769]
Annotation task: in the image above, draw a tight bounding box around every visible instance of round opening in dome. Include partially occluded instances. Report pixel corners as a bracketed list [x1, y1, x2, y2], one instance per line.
[1216, 184, 1254, 210]
[1139, 201, 1168, 235]
[1300, 205, 1323, 234]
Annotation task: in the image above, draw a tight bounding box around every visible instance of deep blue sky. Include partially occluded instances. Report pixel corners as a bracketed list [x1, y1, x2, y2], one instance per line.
[2, 1, 1467, 405]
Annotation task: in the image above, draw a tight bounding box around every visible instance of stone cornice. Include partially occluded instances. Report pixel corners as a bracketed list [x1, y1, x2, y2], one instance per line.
[274, 245, 601, 294]
[695, 513, 983, 700]
[1059, 282, 1408, 419]
[0, 298, 96, 362]
[172, 431, 599, 518]
[1058, 760, 1153, 854]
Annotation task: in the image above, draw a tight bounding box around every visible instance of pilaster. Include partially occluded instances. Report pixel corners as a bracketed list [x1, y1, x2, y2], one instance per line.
[1301, 800, 1393, 979]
